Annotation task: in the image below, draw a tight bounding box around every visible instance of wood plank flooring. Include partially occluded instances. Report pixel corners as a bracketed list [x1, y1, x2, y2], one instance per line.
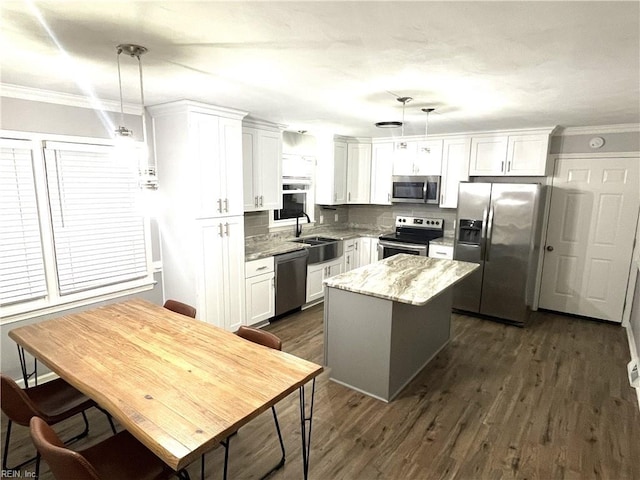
[2, 306, 639, 479]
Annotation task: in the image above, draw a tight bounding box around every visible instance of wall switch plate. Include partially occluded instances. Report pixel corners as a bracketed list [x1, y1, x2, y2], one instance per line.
[334, 213, 339, 222]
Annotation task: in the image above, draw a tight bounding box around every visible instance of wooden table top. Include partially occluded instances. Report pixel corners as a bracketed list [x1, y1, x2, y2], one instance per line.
[9, 299, 323, 471]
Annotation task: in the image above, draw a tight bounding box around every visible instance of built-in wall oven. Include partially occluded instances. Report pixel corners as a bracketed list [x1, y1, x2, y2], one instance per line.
[378, 216, 444, 260]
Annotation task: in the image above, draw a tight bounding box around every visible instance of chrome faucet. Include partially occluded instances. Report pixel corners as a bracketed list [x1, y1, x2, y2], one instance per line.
[295, 211, 311, 237]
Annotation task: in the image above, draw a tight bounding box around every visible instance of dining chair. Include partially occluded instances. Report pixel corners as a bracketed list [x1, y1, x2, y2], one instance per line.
[1, 373, 116, 478]
[163, 299, 197, 318]
[29, 416, 190, 480]
[204, 326, 285, 480]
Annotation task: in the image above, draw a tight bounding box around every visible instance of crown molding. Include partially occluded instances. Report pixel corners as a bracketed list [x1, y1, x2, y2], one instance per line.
[556, 124, 640, 136]
[0, 83, 141, 115]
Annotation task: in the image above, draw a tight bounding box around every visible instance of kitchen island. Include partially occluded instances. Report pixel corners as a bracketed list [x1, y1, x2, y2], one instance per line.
[323, 254, 478, 402]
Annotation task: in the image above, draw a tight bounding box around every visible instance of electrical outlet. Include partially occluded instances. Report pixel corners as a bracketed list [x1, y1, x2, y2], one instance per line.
[319, 215, 324, 224]
[629, 360, 639, 388]
[334, 213, 339, 222]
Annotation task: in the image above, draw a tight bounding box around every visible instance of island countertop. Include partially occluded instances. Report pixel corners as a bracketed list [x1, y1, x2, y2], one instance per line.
[324, 253, 479, 306]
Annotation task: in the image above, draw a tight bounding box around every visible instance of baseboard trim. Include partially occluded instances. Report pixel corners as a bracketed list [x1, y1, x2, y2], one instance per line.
[624, 323, 640, 412]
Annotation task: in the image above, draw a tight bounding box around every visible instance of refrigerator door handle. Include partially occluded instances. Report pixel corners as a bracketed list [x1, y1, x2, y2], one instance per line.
[480, 207, 489, 260]
[486, 205, 495, 262]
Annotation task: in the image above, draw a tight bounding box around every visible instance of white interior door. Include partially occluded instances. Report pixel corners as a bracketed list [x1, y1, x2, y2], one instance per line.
[539, 156, 639, 322]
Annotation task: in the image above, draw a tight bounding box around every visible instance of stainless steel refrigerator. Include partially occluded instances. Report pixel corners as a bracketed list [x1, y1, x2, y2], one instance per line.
[453, 182, 545, 325]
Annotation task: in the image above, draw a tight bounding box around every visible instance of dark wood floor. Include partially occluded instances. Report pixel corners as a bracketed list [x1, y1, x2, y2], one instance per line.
[3, 306, 639, 479]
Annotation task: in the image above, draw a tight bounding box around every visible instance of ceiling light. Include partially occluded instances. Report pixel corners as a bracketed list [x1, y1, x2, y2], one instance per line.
[115, 44, 147, 139]
[397, 96, 412, 150]
[421, 107, 435, 153]
[374, 121, 402, 128]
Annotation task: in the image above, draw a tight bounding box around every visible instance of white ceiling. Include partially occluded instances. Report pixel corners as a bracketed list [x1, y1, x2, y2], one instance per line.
[1, 1, 639, 138]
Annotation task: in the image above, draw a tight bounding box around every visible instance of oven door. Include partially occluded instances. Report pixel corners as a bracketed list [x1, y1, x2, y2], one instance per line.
[378, 240, 428, 260]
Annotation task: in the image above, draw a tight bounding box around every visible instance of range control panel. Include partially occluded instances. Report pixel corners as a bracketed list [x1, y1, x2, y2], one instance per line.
[395, 216, 444, 230]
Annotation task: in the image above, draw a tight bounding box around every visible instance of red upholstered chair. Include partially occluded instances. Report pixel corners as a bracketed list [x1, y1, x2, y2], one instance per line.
[1, 373, 116, 477]
[29, 416, 189, 480]
[163, 299, 196, 318]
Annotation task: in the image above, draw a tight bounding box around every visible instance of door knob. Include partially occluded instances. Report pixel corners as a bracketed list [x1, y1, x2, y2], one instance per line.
[546, 245, 554, 252]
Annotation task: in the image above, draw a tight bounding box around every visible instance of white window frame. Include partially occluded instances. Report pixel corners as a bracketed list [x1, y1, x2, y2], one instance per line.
[269, 155, 316, 230]
[0, 130, 155, 324]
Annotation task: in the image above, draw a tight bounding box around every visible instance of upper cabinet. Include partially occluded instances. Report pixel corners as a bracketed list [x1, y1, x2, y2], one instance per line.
[316, 139, 347, 205]
[370, 142, 394, 205]
[242, 120, 283, 212]
[469, 129, 554, 176]
[392, 139, 443, 176]
[439, 137, 471, 208]
[149, 101, 246, 218]
[346, 142, 372, 204]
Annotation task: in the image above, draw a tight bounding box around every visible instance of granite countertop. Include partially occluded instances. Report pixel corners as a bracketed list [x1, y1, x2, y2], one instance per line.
[324, 253, 478, 306]
[429, 236, 455, 247]
[245, 226, 393, 261]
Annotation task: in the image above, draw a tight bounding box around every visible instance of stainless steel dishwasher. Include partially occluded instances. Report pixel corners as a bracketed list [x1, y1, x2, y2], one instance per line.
[274, 249, 309, 317]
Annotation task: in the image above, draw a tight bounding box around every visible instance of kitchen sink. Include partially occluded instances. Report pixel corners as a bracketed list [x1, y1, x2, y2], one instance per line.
[291, 236, 343, 264]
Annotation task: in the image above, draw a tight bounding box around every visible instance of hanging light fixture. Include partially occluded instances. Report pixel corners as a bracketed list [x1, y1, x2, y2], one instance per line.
[420, 107, 435, 154]
[396, 96, 412, 150]
[114, 43, 157, 190]
[115, 44, 147, 138]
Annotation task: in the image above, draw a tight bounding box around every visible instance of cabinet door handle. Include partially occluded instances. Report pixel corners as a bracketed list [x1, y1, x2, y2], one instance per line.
[346, 257, 350, 265]
[217, 199, 223, 213]
[254, 196, 258, 207]
[507, 161, 511, 172]
[501, 161, 505, 173]
[225, 222, 230, 236]
[348, 192, 351, 201]
[259, 195, 263, 207]
[224, 198, 229, 212]
[218, 223, 224, 237]
[256, 266, 268, 271]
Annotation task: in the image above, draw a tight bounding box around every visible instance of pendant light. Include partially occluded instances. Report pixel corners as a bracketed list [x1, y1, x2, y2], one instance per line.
[115, 44, 147, 138]
[396, 96, 412, 150]
[114, 43, 157, 189]
[420, 107, 435, 154]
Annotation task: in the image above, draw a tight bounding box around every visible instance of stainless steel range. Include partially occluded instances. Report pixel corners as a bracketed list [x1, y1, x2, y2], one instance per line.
[378, 216, 444, 260]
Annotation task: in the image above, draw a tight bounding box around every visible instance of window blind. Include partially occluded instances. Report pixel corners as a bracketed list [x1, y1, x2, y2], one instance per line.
[0, 140, 47, 305]
[44, 141, 147, 295]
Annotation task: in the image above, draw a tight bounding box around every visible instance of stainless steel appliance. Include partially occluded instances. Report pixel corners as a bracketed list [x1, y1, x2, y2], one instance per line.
[453, 182, 545, 325]
[391, 176, 440, 204]
[378, 216, 444, 259]
[274, 249, 309, 316]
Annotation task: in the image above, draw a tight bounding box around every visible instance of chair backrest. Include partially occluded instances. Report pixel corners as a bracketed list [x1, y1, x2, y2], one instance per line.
[29, 416, 101, 480]
[0, 373, 41, 426]
[236, 326, 282, 351]
[163, 299, 196, 318]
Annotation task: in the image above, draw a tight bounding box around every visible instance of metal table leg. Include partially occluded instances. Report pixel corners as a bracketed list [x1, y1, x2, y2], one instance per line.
[17, 345, 38, 387]
[298, 378, 317, 480]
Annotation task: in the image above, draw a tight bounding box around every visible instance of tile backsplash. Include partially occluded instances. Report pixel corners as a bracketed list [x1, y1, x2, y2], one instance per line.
[244, 204, 458, 238]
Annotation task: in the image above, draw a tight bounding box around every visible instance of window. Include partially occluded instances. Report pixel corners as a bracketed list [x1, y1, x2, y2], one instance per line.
[270, 154, 315, 227]
[0, 134, 153, 321]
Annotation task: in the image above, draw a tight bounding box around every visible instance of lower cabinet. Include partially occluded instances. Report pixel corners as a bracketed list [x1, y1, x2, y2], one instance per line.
[428, 244, 454, 260]
[306, 257, 344, 303]
[197, 216, 245, 331]
[344, 239, 357, 272]
[245, 257, 275, 326]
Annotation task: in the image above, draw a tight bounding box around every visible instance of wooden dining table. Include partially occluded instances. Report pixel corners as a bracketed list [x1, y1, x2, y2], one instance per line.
[9, 298, 323, 477]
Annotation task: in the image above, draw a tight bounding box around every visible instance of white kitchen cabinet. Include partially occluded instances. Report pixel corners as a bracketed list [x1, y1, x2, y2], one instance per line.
[306, 257, 344, 303]
[198, 216, 245, 331]
[469, 130, 552, 176]
[346, 143, 372, 204]
[357, 237, 380, 266]
[392, 139, 443, 176]
[428, 244, 454, 259]
[149, 100, 247, 331]
[245, 257, 275, 326]
[506, 134, 549, 175]
[344, 239, 357, 272]
[370, 142, 394, 205]
[243, 121, 282, 212]
[316, 140, 347, 205]
[439, 137, 471, 208]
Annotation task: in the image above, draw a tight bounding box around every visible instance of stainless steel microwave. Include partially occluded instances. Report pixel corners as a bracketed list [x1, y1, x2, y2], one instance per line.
[391, 176, 440, 204]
